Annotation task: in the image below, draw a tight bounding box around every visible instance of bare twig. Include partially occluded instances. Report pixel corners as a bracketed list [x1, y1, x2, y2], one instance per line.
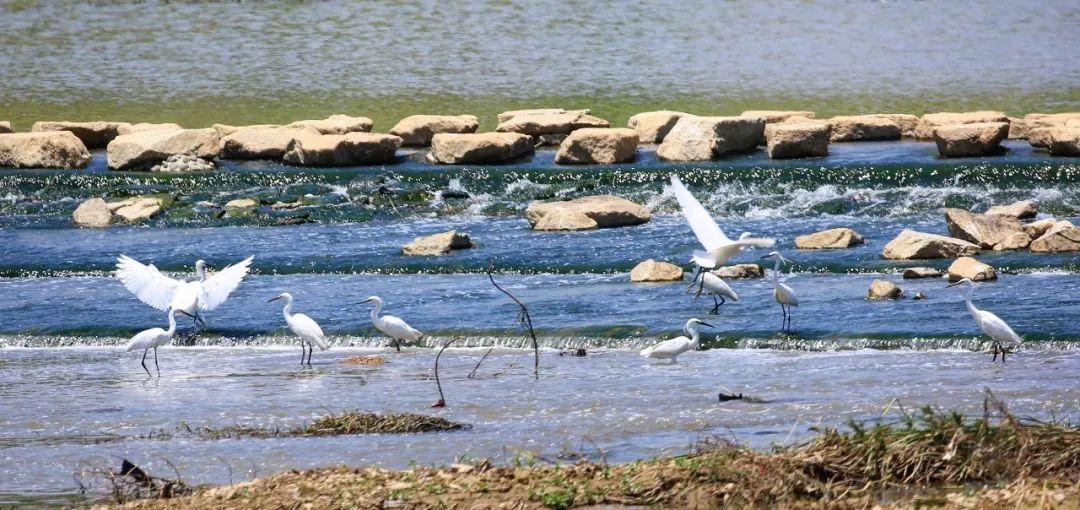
[431, 337, 460, 407]
[467, 345, 496, 379]
[486, 259, 539, 378]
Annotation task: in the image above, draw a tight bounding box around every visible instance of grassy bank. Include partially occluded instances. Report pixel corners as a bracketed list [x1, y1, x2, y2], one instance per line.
[98, 402, 1079, 509]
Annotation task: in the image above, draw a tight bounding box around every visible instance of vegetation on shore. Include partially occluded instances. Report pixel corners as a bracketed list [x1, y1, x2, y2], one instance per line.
[153, 412, 466, 441]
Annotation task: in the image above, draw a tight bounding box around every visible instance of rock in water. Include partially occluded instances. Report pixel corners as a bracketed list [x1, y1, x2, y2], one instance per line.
[711, 264, 764, 279]
[868, 279, 903, 300]
[108, 196, 169, 223]
[107, 128, 219, 170]
[932, 122, 1009, 157]
[285, 114, 373, 135]
[882, 230, 979, 260]
[495, 112, 610, 136]
[525, 195, 650, 231]
[219, 126, 319, 160]
[427, 133, 534, 164]
[1048, 127, 1080, 156]
[627, 111, 688, 143]
[947, 257, 997, 282]
[30, 120, 130, 149]
[766, 122, 829, 159]
[0, 121, 12, 134]
[0, 132, 91, 169]
[902, 267, 942, 279]
[283, 133, 402, 166]
[1029, 220, 1080, 253]
[740, 110, 816, 124]
[629, 259, 684, 282]
[826, 115, 902, 142]
[150, 153, 215, 173]
[555, 128, 638, 164]
[118, 123, 183, 135]
[656, 116, 764, 161]
[985, 200, 1036, 219]
[795, 228, 864, 249]
[389, 115, 479, 146]
[401, 231, 474, 256]
[1023, 218, 1057, 239]
[869, 114, 919, 138]
[914, 111, 1009, 140]
[943, 208, 1030, 250]
[72, 197, 114, 227]
[495, 108, 589, 123]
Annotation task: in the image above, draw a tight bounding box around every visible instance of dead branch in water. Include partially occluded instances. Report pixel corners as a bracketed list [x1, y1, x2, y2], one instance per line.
[431, 337, 460, 407]
[478, 259, 539, 378]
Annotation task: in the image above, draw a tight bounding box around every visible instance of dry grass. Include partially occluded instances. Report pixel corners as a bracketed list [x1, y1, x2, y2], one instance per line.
[169, 412, 465, 440]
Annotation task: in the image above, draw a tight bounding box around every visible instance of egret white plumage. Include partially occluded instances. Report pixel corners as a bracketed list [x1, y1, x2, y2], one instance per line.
[640, 318, 713, 363]
[762, 251, 798, 332]
[360, 296, 423, 352]
[669, 175, 775, 269]
[116, 255, 253, 328]
[948, 278, 1023, 362]
[687, 270, 739, 314]
[269, 292, 329, 365]
[125, 308, 192, 377]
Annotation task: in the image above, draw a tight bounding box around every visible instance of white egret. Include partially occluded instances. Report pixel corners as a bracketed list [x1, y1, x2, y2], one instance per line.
[669, 175, 775, 269]
[359, 296, 423, 351]
[640, 318, 713, 363]
[116, 255, 254, 328]
[269, 292, 329, 365]
[761, 251, 798, 332]
[687, 270, 739, 314]
[948, 278, 1023, 362]
[125, 308, 193, 377]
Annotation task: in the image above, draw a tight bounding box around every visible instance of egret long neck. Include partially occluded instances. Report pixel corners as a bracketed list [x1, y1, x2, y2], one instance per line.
[166, 311, 177, 336]
[772, 258, 782, 283]
[196, 265, 207, 281]
[963, 286, 979, 321]
[281, 297, 293, 319]
[687, 325, 701, 348]
[369, 300, 382, 322]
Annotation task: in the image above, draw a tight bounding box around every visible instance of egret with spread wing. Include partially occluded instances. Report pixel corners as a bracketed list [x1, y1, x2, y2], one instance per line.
[269, 292, 329, 365]
[360, 296, 423, 352]
[640, 318, 713, 364]
[125, 308, 192, 377]
[948, 278, 1022, 362]
[762, 251, 798, 333]
[669, 175, 775, 269]
[116, 255, 253, 328]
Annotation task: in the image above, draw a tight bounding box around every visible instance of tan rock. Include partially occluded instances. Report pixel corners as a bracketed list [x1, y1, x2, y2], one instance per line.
[868, 279, 903, 300]
[72, 198, 113, 227]
[826, 115, 902, 142]
[629, 259, 684, 282]
[285, 114, 373, 135]
[401, 231, 474, 256]
[1027, 127, 1055, 148]
[496, 108, 589, 123]
[533, 210, 598, 231]
[0, 121, 12, 133]
[1007, 117, 1028, 139]
[944, 208, 1029, 249]
[108, 196, 166, 222]
[525, 195, 650, 231]
[870, 114, 919, 138]
[389, 115, 479, 146]
[1018, 113, 1080, 139]
[495, 112, 609, 136]
[1048, 127, 1080, 156]
[711, 264, 764, 279]
[985, 200, 1036, 219]
[283, 133, 402, 166]
[427, 133, 534, 164]
[767, 122, 829, 159]
[211, 123, 282, 138]
[882, 230, 979, 260]
[795, 228, 864, 249]
[30, 121, 130, 148]
[117, 123, 183, 135]
[224, 198, 259, 209]
[555, 128, 638, 164]
[740, 111, 816, 123]
[1029, 220, 1080, 253]
[627, 111, 688, 143]
[220, 126, 318, 160]
[107, 128, 220, 170]
[0, 132, 91, 169]
[932, 122, 1009, 157]
[656, 116, 764, 161]
[1022, 218, 1057, 239]
[914, 111, 1009, 140]
[902, 267, 942, 279]
[947, 257, 997, 282]
[993, 231, 1033, 251]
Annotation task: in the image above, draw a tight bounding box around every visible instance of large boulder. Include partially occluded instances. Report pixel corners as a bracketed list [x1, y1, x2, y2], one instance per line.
[868, 279, 903, 300]
[282, 133, 402, 166]
[1023, 218, 1057, 239]
[31, 121, 130, 149]
[1015, 113, 1080, 139]
[882, 229, 979, 260]
[107, 128, 220, 170]
[932, 122, 1009, 157]
[1027, 127, 1055, 148]
[944, 208, 1029, 250]
[107, 196, 170, 223]
[656, 116, 764, 161]
[525, 195, 650, 231]
[630, 259, 684, 282]
[826, 115, 902, 142]
[496, 108, 589, 123]
[870, 114, 919, 138]
[285, 114, 373, 135]
[740, 110, 816, 124]
[495, 112, 609, 136]
[555, 128, 638, 164]
[1029, 220, 1080, 253]
[985, 200, 1036, 219]
[627, 111, 688, 143]
[711, 264, 763, 279]
[117, 123, 183, 135]
[914, 111, 1009, 140]
[219, 126, 318, 160]
[212, 123, 282, 138]
[72, 197, 114, 227]
[947, 257, 996, 282]
[389, 115, 479, 146]
[0, 121, 11, 134]
[0, 132, 91, 169]
[1048, 127, 1080, 156]
[766, 122, 829, 158]
[401, 231, 474, 256]
[427, 132, 534, 164]
[795, 227, 864, 249]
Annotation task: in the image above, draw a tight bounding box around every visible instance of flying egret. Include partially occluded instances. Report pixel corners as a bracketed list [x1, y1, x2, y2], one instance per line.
[116, 255, 254, 328]
[687, 269, 739, 314]
[640, 318, 713, 363]
[269, 292, 329, 365]
[125, 308, 193, 377]
[359, 296, 423, 352]
[669, 175, 775, 269]
[762, 251, 798, 333]
[948, 278, 1023, 362]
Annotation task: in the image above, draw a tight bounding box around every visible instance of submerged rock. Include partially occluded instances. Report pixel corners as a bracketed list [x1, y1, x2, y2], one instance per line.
[108, 196, 170, 223]
[902, 267, 942, 279]
[554, 128, 638, 164]
[826, 115, 902, 142]
[225, 198, 259, 209]
[285, 114, 373, 135]
[30, 120, 129, 149]
[711, 264, 764, 279]
[525, 195, 650, 231]
[283, 133, 402, 166]
[107, 128, 219, 170]
[766, 122, 829, 159]
[868, 279, 903, 300]
[627, 111, 688, 143]
[401, 231, 474, 256]
[630, 259, 684, 282]
[0, 132, 91, 169]
[795, 227, 864, 249]
[947, 257, 997, 282]
[882, 230, 979, 260]
[72, 197, 114, 227]
[389, 115, 479, 146]
[1029, 220, 1080, 253]
[985, 200, 1036, 219]
[933, 122, 1009, 157]
[150, 153, 214, 173]
[914, 111, 1009, 140]
[427, 132, 534, 164]
[944, 208, 1030, 250]
[495, 112, 610, 136]
[656, 116, 764, 161]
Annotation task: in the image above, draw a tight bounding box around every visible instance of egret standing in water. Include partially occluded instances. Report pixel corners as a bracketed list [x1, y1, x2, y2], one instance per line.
[269, 292, 329, 365]
[948, 278, 1023, 362]
[640, 318, 713, 363]
[125, 308, 193, 377]
[359, 296, 423, 351]
[116, 255, 254, 328]
[688, 270, 739, 314]
[669, 175, 775, 269]
[762, 251, 798, 333]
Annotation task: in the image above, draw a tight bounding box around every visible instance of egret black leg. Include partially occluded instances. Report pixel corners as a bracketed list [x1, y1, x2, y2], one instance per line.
[153, 347, 160, 376]
[306, 341, 313, 365]
[300, 343, 307, 365]
[140, 350, 151, 377]
[393, 338, 401, 352]
[711, 295, 724, 314]
[779, 305, 786, 332]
